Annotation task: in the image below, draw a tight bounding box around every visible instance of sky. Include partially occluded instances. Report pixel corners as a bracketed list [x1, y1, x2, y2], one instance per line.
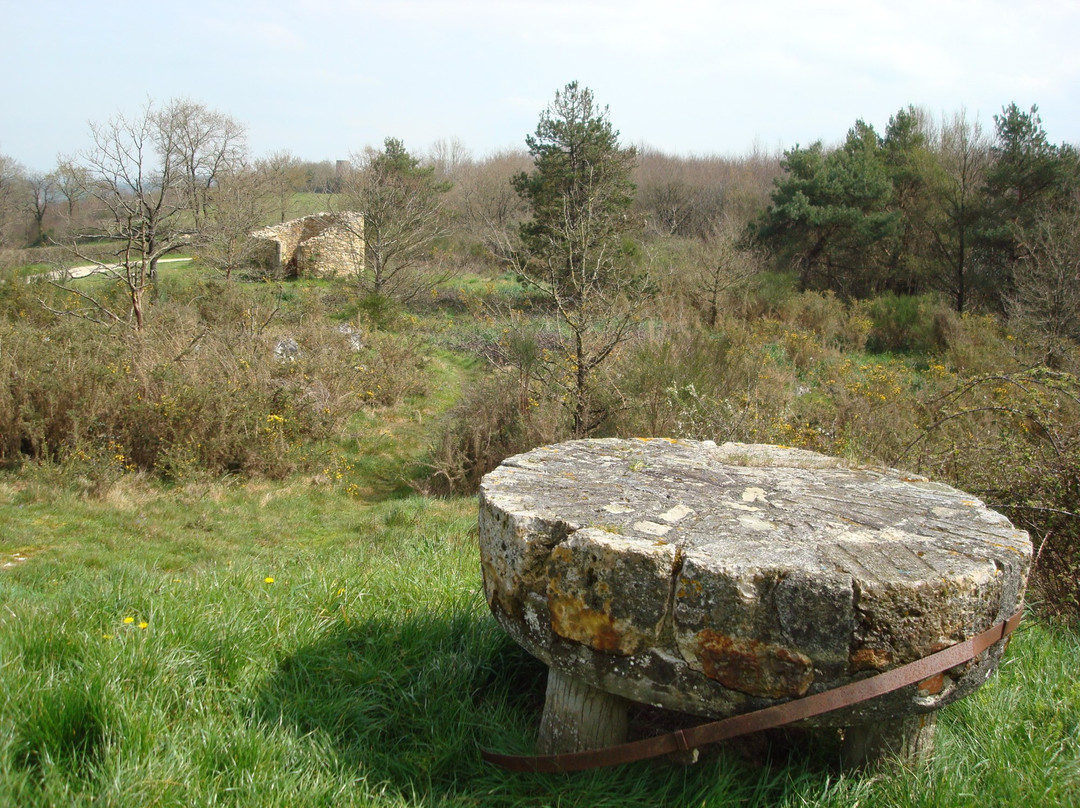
[2, 0, 1079, 172]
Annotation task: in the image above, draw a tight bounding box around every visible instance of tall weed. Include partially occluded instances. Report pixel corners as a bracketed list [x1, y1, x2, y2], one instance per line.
[0, 284, 427, 481]
[608, 321, 763, 440]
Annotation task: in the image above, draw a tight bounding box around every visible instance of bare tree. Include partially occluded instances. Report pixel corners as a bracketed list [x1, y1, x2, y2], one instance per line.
[256, 150, 305, 223]
[428, 136, 471, 180]
[50, 159, 94, 241]
[634, 146, 781, 239]
[1009, 192, 1080, 363]
[336, 137, 452, 303]
[683, 215, 764, 327]
[0, 153, 27, 248]
[23, 171, 55, 246]
[200, 163, 275, 279]
[54, 100, 189, 329]
[457, 148, 531, 255]
[53, 159, 90, 218]
[164, 98, 247, 231]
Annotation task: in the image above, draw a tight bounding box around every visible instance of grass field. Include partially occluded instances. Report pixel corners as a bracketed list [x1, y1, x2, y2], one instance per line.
[0, 474, 1078, 807]
[2, 259, 1078, 805]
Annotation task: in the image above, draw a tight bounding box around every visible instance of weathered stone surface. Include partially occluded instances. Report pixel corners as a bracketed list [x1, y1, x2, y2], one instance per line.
[479, 438, 1031, 727]
[546, 529, 677, 655]
[250, 212, 364, 278]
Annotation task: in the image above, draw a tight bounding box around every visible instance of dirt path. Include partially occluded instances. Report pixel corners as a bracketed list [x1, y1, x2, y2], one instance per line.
[33, 256, 193, 282]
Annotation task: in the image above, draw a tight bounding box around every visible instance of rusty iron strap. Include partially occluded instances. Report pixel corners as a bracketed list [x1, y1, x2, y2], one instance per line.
[482, 610, 1023, 773]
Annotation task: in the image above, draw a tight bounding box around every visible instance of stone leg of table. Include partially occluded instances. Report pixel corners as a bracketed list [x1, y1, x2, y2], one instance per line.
[538, 669, 630, 754]
[842, 712, 938, 769]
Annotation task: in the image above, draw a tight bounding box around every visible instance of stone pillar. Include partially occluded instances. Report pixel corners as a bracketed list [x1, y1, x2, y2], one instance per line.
[842, 712, 937, 769]
[537, 669, 629, 754]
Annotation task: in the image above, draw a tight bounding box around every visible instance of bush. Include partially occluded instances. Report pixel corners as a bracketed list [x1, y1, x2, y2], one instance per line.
[607, 321, 765, 441]
[866, 293, 952, 354]
[742, 271, 797, 318]
[782, 291, 872, 352]
[905, 369, 1080, 623]
[425, 372, 566, 495]
[943, 312, 1027, 376]
[0, 284, 427, 481]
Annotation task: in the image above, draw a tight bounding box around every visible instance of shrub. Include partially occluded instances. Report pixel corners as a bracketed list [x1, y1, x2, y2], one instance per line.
[607, 321, 765, 441]
[943, 312, 1027, 376]
[425, 372, 566, 495]
[903, 369, 1080, 623]
[781, 291, 872, 352]
[866, 293, 952, 354]
[741, 271, 797, 319]
[0, 286, 426, 481]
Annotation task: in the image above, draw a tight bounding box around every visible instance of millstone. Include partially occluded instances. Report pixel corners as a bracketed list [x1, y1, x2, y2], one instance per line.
[478, 438, 1030, 763]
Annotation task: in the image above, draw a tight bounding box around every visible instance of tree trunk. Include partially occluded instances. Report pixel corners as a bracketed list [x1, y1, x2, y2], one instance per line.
[573, 330, 587, 436]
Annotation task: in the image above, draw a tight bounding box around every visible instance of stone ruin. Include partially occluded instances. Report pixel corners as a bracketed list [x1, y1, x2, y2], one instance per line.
[250, 212, 364, 279]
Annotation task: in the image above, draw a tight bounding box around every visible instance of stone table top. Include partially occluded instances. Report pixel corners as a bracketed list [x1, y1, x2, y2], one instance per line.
[478, 438, 1031, 725]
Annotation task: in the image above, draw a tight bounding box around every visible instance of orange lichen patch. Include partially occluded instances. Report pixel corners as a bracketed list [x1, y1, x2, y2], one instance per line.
[694, 630, 814, 698]
[918, 673, 945, 695]
[850, 647, 894, 672]
[480, 557, 524, 621]
[548, 545, 573, 563]
[676, 577, 703, 599]
[548, 594, 641, 655]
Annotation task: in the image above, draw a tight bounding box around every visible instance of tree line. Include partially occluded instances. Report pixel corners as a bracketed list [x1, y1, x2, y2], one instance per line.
[752, 105, 1080, 327]
[2, 92, 1078, 357]
[0, 94, 780, 270]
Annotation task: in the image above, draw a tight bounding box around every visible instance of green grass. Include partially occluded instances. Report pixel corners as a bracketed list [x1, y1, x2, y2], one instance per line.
[1, 250, 1078, 805]
[289, 192, 344, 220]
[0, 476, 1077, 807]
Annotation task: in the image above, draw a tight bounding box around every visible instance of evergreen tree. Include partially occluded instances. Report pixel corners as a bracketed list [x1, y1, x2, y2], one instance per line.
[979, 104, 1080, 308]
[513, 81, 637, 301]
[881, 106, 936, 293]
[753, 121, 898, 298]
[512, 82, 644, 436]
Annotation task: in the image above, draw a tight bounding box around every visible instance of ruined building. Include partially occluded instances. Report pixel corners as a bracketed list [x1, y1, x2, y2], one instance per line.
[250, 212, 364, 278]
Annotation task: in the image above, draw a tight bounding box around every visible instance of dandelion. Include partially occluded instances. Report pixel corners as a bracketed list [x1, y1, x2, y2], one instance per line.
[123, 616, 135, 624]
[102, 633, 114, 640]
[265, 576, 275, 584]
[138, 621, 148, 629]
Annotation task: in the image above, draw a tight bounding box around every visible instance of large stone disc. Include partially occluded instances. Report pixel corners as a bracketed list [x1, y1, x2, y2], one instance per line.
[479, 438, 1030, 726]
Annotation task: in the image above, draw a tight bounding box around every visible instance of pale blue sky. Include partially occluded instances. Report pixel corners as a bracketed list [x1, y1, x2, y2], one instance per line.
[2, 0, 1078, 171]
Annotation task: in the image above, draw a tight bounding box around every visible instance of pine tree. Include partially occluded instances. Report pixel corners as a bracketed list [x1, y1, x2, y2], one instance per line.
[512, 82, 644, 436]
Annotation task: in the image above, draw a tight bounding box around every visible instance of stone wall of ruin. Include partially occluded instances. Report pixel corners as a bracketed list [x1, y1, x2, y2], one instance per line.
[249, 212, 365, 278]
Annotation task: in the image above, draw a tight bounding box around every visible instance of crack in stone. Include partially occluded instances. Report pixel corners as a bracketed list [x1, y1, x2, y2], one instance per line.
[659, 546, 686, 646]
